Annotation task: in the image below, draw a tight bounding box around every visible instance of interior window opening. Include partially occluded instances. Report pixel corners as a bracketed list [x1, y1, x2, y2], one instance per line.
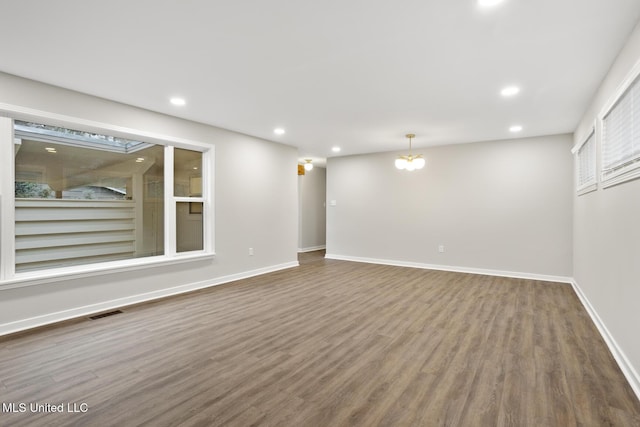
[13, 121, 167, 272]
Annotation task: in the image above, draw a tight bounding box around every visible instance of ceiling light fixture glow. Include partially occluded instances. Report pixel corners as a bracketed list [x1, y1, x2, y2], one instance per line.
[501, 86, 520, 97]
[395, 134, 425, 171]
[478, 0, 505, 7]
[332, 146, 341, 153]
[509, 125, 523, 133]
[170, 97, 186, 106]
[274, 128, 285, 135]
[303, 159, 314, 171]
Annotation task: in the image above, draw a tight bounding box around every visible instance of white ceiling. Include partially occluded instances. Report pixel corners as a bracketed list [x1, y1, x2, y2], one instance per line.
[1, 0, 640, 165]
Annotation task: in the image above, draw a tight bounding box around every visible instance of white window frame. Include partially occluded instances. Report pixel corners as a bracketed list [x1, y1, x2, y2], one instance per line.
[599, 58, 640, 188]
[0, 104, 215, 289]
[571, 124, 597, 195]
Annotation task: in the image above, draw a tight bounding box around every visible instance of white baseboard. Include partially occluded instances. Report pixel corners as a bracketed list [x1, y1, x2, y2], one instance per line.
[0, 261, 299, 337]
[324, 253, 572, 283]
[298, 245, 326, 253]
[570, 280, 640, 401]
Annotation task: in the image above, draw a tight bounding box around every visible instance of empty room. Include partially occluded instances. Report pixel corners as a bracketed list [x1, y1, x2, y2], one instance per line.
[1, 1, 640, 426]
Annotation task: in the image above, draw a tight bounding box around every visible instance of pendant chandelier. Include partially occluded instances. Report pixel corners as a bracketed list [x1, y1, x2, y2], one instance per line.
[395, 133, 425, 171]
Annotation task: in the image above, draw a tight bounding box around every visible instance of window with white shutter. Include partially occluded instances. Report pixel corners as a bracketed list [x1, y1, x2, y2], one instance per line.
[576, 130, 596, 194]
[601, 72, 640, 187]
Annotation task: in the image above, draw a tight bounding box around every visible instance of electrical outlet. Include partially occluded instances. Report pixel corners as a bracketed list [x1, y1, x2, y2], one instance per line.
[249, 247, 254, 256]
[438, 245, 445, 253]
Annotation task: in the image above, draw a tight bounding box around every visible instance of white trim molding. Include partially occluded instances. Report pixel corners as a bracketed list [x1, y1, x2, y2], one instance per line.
[298, 245, 326, 253]
[571, 121, 596, 154]
[574, 125, 598, 195]
[570, 279, 640, 401]
[577, 183, 598, 196]
[601, 163, 640, 189]
[0, 102, 213, 150]
[0, 117, 16, 281]
[324, 253, 572, 283]
[0, 253, 216, 290]
[0, 261, 299, 337]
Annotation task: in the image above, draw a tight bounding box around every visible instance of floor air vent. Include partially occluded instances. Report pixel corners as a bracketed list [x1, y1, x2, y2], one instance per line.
[89, 310, 123, 320]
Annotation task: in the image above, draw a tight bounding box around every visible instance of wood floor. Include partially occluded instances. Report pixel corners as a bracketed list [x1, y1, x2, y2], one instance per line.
[1, 251, 639, 426]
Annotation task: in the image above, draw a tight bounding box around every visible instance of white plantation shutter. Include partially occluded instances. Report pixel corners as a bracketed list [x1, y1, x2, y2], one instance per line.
[602, 74, 640, 182]
[577, 131, 596, 190]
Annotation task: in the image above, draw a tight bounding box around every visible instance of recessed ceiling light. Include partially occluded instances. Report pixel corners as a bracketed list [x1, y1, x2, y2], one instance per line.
[332, 146, 341, 153]
[170, 97, 186, 106]
[501, 86, 520, 97]
[509, 125, 523, 133]
[45, 147, 56, 152]
[136, 157, 145, 162]
[274, 128, 285, 135]
[478, 0, 505, 7]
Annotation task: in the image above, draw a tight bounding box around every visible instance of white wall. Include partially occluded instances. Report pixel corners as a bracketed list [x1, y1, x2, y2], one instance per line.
[298, 166, 326, 251]
[573, 21, 640, 395]
[0, 72, 299, 332]
[326, 134, 573, 279]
